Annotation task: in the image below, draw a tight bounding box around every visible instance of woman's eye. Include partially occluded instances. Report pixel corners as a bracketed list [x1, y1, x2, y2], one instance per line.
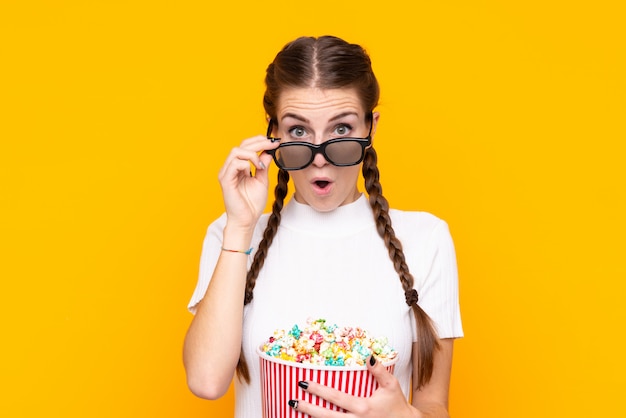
[289, 127, 307, 138]
[334, 124, 351, 136]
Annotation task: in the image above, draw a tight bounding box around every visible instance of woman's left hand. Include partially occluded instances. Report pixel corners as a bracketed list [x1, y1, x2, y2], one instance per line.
[289, 356, 419, 418]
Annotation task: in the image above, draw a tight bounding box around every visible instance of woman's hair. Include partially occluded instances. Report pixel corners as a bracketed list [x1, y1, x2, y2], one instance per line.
[237, 35, 440, 390]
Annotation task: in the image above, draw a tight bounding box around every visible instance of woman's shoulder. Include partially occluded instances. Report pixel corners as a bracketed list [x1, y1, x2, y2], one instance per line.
[388, 207, 448, 232]
[388, 208, 455, 258]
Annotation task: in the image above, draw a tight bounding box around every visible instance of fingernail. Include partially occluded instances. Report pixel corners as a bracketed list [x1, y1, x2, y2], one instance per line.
[258, 161, 266, 170]
[298, 381, 309, 390]
[369, 355, 377, 366]
[288, 400, 298, 409]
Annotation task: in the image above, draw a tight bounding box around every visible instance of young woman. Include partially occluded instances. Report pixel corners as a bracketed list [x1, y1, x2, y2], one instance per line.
[183, 35, 463, 417]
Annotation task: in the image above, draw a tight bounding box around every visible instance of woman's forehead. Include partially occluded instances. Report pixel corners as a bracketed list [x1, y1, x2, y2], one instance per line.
[276, 87, 364, 122]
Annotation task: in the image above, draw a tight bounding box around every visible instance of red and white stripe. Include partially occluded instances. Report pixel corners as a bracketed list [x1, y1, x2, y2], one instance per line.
[260, 355, 395, 418]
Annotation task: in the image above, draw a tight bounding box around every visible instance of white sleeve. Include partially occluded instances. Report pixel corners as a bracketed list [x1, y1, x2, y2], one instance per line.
[415, 220, 464, 339]
[187, 213, 228, 314]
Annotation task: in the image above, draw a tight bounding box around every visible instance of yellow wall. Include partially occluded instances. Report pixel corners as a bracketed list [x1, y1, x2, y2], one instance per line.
[1, 1, 624, 416]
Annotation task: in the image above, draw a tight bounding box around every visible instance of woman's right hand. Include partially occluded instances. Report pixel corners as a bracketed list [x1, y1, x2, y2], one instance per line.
[217, 135, 278, 229]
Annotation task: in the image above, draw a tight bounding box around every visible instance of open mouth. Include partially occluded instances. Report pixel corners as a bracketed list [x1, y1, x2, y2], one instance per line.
[314, 180, 330, 189]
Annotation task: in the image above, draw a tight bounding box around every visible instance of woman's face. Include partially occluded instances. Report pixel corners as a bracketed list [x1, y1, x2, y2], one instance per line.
[272, 87, 378, 212]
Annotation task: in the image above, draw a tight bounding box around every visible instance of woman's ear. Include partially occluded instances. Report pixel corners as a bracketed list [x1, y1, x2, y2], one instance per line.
[372, 111, 380, 140]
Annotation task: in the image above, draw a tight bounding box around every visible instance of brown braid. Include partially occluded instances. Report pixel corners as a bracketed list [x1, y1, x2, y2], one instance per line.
[362, 146, 441, 390]
[235, 168, 290, 383]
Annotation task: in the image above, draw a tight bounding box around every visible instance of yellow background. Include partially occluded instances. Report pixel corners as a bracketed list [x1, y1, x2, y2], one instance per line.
[1, 1, 624, 416]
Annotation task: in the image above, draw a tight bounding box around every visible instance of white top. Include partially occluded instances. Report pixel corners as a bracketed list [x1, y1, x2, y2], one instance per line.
[188, 194, 463, 417]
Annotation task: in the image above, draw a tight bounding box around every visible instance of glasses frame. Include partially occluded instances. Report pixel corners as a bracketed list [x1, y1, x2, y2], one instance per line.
[265, 113, 373, 171]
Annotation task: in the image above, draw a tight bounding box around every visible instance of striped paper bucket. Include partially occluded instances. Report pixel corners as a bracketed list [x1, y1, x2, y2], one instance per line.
[258, 347, 397, 418]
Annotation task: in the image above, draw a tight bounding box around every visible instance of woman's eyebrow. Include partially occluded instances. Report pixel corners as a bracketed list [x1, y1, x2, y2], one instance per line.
[280, 113, 309, 123]
[329, 111, 359, 122]
[280, 111, 360, 123]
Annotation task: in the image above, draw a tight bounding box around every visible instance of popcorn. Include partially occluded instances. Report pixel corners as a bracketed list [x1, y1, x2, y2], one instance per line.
[260, 318, 397, 367]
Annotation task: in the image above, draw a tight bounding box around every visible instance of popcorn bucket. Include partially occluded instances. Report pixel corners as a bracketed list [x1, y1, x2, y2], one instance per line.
[258, 347, 397, 418]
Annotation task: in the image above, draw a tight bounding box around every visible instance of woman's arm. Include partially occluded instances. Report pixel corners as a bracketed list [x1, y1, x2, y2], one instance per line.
[183, 225, 253, 399]
[411, 338, 454, 417]
[183, 135, 277, 399]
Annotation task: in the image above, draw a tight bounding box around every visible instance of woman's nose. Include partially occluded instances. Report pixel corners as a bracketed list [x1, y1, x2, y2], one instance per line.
[311, 148, 329, 167]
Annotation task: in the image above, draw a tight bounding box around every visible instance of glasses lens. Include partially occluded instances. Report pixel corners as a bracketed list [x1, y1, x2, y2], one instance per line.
[274, 145, 312, 169]
[325, 140, 364, 165]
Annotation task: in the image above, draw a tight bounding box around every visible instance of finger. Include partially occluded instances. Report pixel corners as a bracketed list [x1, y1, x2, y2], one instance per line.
[258, 150, 274, 170]
[219, 137, 278, 179]
[298, 380, 358, 413]
[239, 134, 281, 156]
[238, 134, 272, 149]
[288, 398, 345, 418]
[218, 154, 256, 184]
[240, 134, 280, 158]
[226, 146, 264, 168]
[366, 355, 396, 388]
[218, 149, 263, 182]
